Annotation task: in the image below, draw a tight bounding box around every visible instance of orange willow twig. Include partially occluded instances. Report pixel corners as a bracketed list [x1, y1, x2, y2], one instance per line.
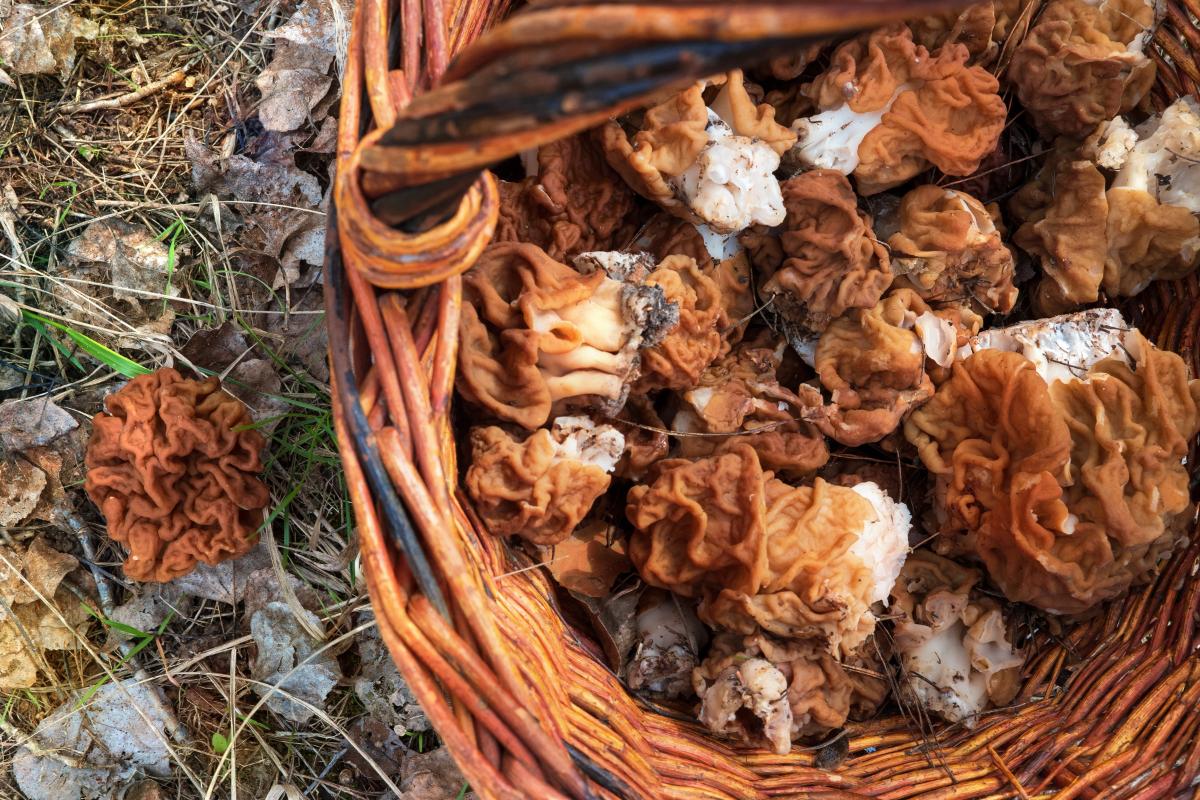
[333, 391, 522, 800]
[372, 427, 589, 799]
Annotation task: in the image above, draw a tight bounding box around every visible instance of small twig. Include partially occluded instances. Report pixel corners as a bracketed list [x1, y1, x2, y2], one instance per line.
[304, 745, 350, 798]
[66, 514, 186, 742]
[609, 416, 792, 439]
[989, 743, 1031, 800]
[156, 636, 182, 688]
[58, 70, 187, 115]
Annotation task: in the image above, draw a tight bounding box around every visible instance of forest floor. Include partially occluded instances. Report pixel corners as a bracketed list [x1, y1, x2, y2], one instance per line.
[0, 1, 459, 798]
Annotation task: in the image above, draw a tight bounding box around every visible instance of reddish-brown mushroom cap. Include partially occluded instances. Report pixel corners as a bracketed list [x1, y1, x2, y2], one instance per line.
[84, 368, 269, 582]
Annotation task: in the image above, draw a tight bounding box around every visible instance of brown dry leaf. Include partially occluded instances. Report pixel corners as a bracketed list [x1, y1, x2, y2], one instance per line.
[185, 136, 326, 288]
[122, 782, 164, 800]
[0, 455, 47, 527]
[263, 292, 329, 382]
[24, 446, 68, 523]
[66, 220, 175, 306]
[568, 581, 643, 673]
[180, 321, 251, 370]
[227, 358, 289, 432]
[0, 536, 92, 689]
[346, 716, 407, 775]
[178, 322, 291, 431]
[11, 678, 178, 800]
[170, 540, 272, 604]
[241, 567, 342, 723]
[546, 521, 631, 598]
[249, 601, 340, 722]
[256, 27, 334, 133]
[397, 748, 473, 800]
[0, 536, 75, 603]
[0, 394, 82, 528]
[306, 116, 338, 154]
[0, 4, 98, 80]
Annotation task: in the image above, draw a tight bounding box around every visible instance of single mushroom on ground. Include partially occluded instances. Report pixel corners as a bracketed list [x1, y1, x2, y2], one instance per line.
[457, 243, 678, 429]
[792, 25, 1006, 195]
[884, 185, 1017, 316]
[466, 416, 624, 546]
[602, 70, 796, 233]
[757, 170, 893, 333]
[85, 368, 270, 582]
[693, 631, 889, 754]
[890, 551, 1023, 725]
[1008, 0, 1160, 138]
[906, 309, 1200, 613]
[627, 445, 911, 654]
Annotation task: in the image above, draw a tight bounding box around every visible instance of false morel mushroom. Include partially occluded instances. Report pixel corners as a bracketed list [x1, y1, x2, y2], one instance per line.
[85, 368, 270, 582]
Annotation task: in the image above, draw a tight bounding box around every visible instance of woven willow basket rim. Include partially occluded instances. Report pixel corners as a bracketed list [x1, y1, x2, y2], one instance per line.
[325, 2, 1200, 798]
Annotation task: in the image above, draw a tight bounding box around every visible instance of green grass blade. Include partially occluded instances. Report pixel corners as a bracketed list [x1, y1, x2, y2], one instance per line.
[22, 310, 150, 378]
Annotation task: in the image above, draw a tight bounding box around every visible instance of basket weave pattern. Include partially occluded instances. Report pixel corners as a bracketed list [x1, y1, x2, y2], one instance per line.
[325, 2, 1200, 798]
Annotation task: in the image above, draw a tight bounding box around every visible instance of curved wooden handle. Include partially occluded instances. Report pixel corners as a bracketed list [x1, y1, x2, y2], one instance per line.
[360, 0, 963, 196]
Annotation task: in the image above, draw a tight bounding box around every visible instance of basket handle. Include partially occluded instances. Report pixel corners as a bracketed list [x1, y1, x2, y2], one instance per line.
[358, 0, 962, 215]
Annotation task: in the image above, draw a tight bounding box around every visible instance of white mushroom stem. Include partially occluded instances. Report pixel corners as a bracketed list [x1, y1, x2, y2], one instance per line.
[670, 110, 786, 234]
[958, 308, 1131, 385]
[792, 82, 915, 174]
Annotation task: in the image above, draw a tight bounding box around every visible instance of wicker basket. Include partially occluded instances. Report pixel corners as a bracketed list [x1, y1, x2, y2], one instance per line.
[324, 2, 1200, 798]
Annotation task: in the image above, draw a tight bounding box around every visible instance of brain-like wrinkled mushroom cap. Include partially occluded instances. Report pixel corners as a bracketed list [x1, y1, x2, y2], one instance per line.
[909, 0, 1022, 64]
[611, 395, 670, 481]
[1101, 98, 1200, 297]
[693, 632, 889, 753]
[905, 313, 1200, 613]
[1104, 190, 1200, 296]
[635, 255, 727, 392]
[457, 243, 677, 429]
[84, 368, 269, 582]
[1012, 98, 1200, 309]
[887, 185, 1017, 315]
[890, 551, 1023, 724]
[602, 70, 796, 233]
[794, 25, 1006, 195]
[1009, 0, 1159, 138]
[1011, 155, 1108, 314]
[803, 289, 943, 446]
[627, 445, 910, 654]
[672, 339, 829, 477]
[495, 132, 639, 261]
[466, 416, 623, 546]
[760, 171, 893, 332]
[634, 213, 711, 267]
